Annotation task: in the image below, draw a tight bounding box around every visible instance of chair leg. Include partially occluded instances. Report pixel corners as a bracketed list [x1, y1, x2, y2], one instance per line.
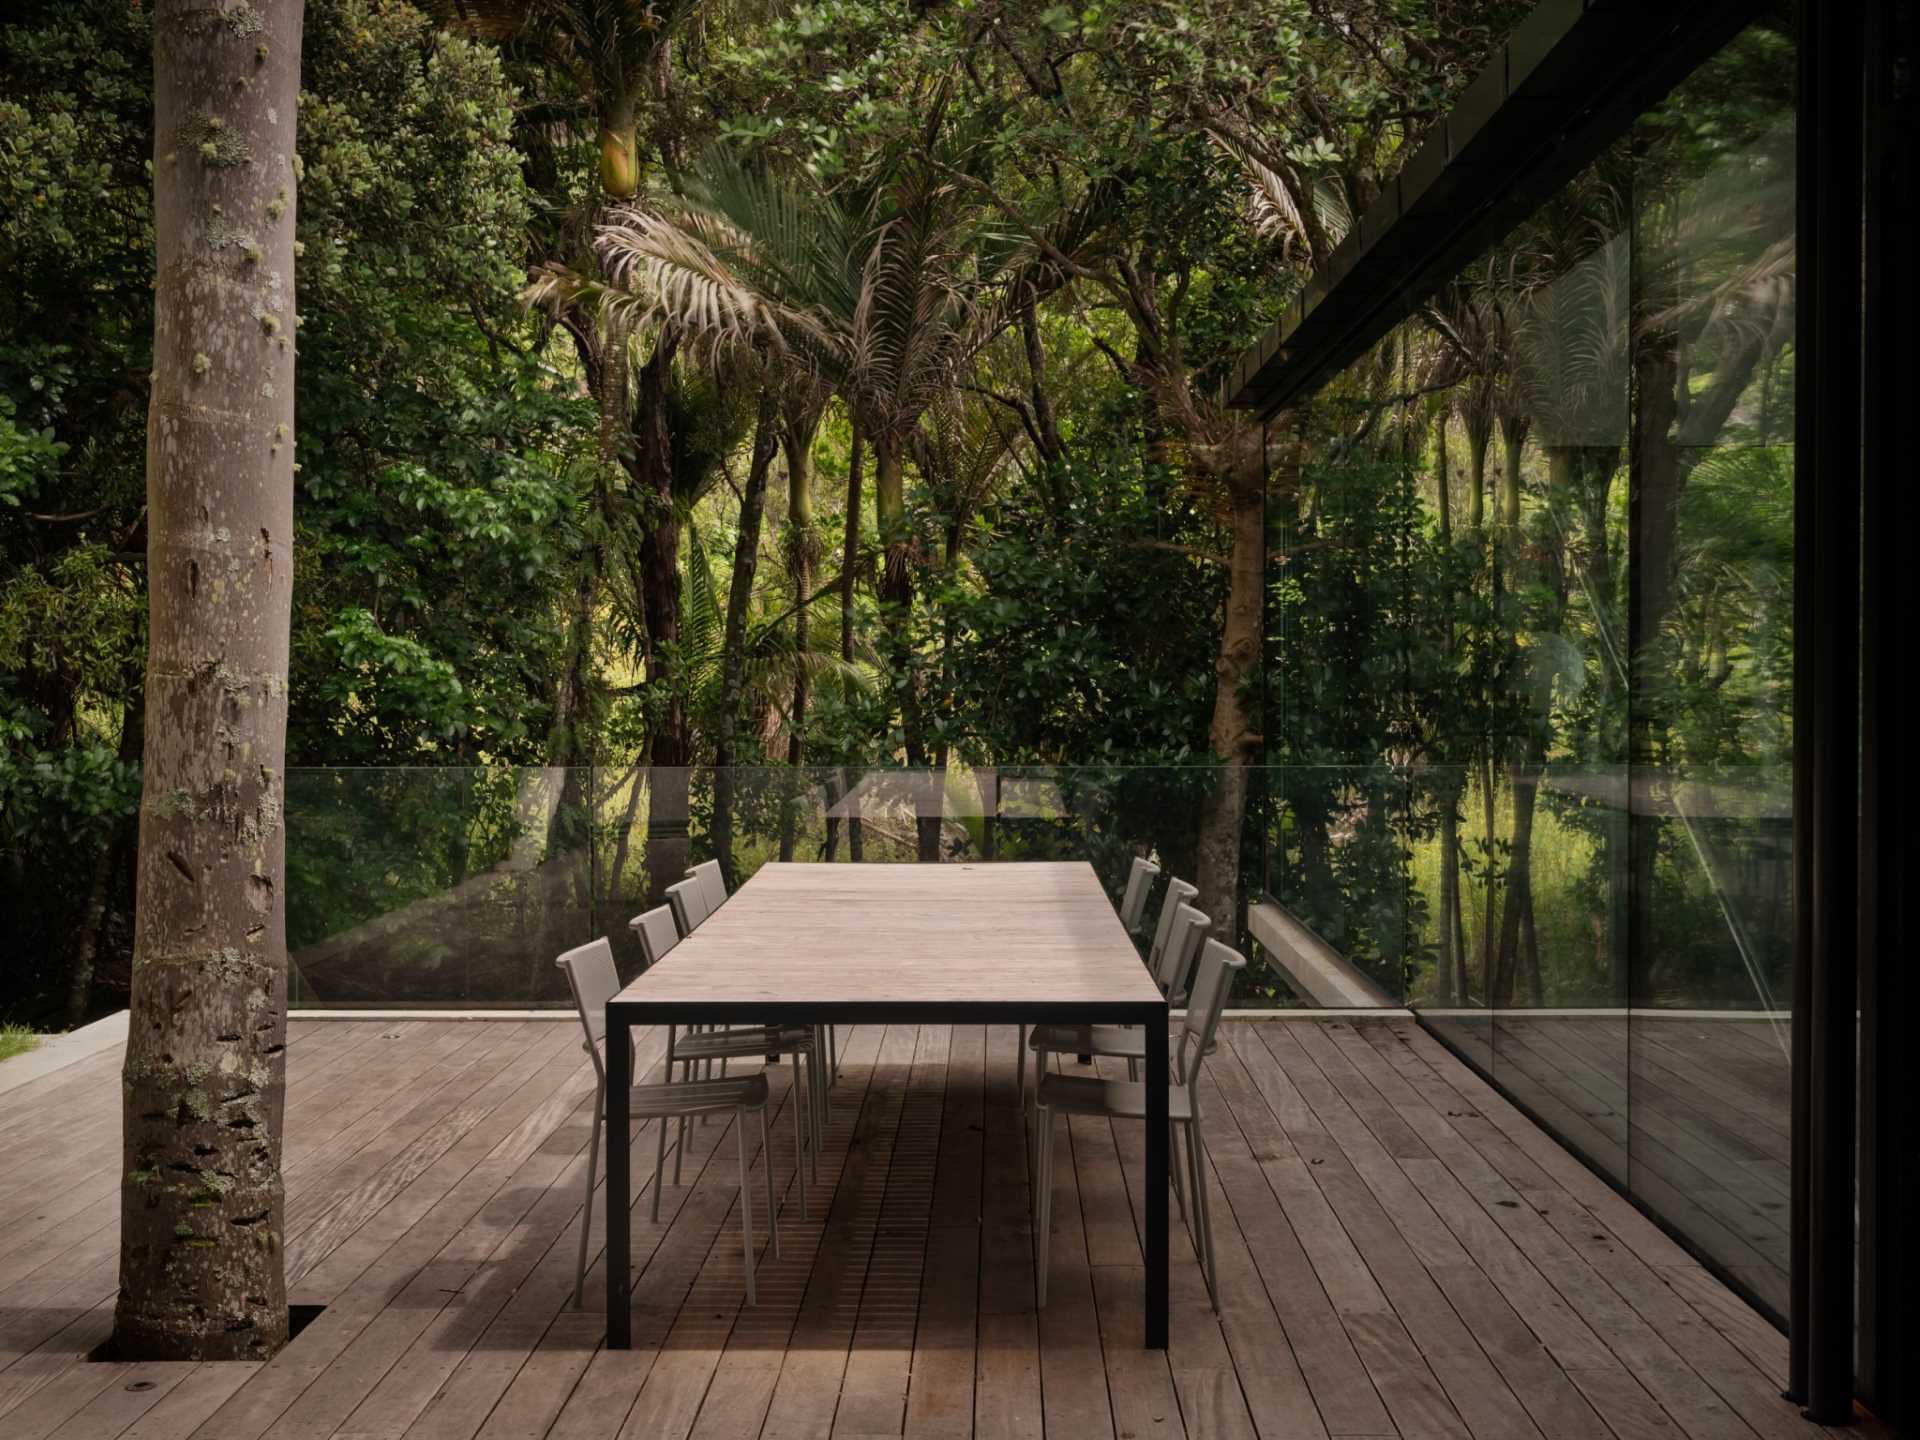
[1168, 1115, 1187, 1223]
[1034, 1105, 1054, 1309]
[806, 1042, 821, 1185]
[1015, 1025, 1027, 1113]
[793, 1056, 809, 1222]
[761, 1107, 780, 1261]
[1127, 1056, 1139, 1082]
[651, 1104, 667, 1224]
[737, 1111, 757, 1306]
[1190, 1122, 1218, 1310]
[575, 1081, 604, 1308]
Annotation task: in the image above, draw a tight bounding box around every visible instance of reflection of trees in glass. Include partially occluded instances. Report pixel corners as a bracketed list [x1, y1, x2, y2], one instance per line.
[1266, 17, 1798, 1014]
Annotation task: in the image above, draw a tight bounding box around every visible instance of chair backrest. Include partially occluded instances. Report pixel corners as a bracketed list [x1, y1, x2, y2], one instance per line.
[1146, 877, 1200, 970]
[1153, 902, 1210, 1001]
[1117, 857, 1161, 934]
[628, 904, 679, 970]
[1177, 939, 1246, 1085]
[555, 937, 621, 1077]
[686, 859, 728, 916]
[665, 876, 711, 937]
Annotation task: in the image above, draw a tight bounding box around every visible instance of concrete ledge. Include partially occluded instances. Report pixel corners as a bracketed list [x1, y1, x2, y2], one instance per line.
[1247, 899, 1397, 1009]
[0, 1009, 129, 1097]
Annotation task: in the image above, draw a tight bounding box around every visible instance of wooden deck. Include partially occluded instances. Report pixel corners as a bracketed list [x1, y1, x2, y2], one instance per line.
[0, 1014, 1869, 1440]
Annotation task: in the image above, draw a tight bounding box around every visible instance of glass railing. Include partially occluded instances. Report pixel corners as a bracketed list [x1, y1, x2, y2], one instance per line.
[287, 764, 1246, 1010]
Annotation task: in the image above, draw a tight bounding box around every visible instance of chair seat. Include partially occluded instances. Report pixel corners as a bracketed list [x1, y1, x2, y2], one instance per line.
[1027, 1022, 1215, 1061]
[674, 1026, 816, 1061]
[1028, 1023, 1145, 1059]
[626, 1073, 770, 1119]
[1035, 1070, 1193, 1122]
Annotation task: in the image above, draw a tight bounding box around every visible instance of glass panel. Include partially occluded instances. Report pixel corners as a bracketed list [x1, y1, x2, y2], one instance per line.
[1627, 18, 1798, 1318]
[1258, 12, 1797, 1326]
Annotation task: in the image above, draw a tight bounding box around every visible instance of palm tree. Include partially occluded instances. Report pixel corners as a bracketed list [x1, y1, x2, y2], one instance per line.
[537, 138, 1013, 856]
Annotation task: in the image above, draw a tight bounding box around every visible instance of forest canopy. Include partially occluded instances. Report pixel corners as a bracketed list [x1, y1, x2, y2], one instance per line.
[1, 0, 1791, 1027]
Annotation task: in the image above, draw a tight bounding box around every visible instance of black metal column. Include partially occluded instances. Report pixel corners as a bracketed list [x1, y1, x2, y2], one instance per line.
[1857, 0, 1917, 1428]
[1790, 0, 1864, 1424]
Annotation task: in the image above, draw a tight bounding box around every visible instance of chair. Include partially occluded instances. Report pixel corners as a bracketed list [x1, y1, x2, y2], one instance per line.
[665, 875, 711, 937]
[1016, 856, 1162, 1100]
[1025, 902, 1209, 1098]
[1032, 937, 1246, 1310]
[1118, 857, 1161, 935]
[630, 904, 823, 1202]
[556, 937, 780, 1309]
[686, 859, 728, 918]
[1144, 877, 1200, 980]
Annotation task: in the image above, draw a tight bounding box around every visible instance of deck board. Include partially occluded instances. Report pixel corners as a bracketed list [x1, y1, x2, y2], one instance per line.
[0, 1015, 1873, 1440]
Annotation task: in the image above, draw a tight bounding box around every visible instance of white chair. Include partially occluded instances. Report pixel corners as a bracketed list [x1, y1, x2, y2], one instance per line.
[555, 937, 779, 1309]
[1118, 857, 1160, 934]
[665, 875, 710, 937]
[688, 861, 840, 1093]
[1016, 856, 1160, 1100]
[1033, 937, 1246, 1311]
[686, 858, 728, 918]
[1145, 876, 1200, 979]
[629, 905, 823, 1203]
[1026, 902, 1210, 1095]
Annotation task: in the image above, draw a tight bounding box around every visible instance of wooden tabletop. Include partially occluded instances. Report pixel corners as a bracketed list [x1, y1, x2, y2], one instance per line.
[609, 861, 1167, 1023]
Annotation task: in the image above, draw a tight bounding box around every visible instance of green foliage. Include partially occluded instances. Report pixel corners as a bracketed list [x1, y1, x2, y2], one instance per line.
[0, 1024, 36, 1061]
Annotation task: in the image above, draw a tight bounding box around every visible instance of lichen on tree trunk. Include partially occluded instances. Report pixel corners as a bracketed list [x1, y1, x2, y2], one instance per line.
[116, 0, 303, 1364]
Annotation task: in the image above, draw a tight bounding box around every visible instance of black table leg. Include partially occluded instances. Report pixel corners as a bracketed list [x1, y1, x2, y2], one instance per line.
[1144, 1008, 1168, 1348]
[607, 1008, 631, 1348]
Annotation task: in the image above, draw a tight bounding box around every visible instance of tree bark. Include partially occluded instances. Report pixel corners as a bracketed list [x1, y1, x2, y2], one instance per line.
[780, 402, 820, 862]
[631, 336, 688, 900]
[1499, 413, 1530, 529]
[1465, 413, 1491, 531]
[1491, 753, 1542, 1007]
[835, 420, 865, 862]
[117, 0, 303, 1363]
[874, 430, 938, 861]
[1192, 478, 1265, 929]
[712, 388, 778, 891]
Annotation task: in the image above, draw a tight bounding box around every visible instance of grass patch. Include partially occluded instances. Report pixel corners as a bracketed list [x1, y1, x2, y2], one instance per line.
[0, 1025, 40, 1063]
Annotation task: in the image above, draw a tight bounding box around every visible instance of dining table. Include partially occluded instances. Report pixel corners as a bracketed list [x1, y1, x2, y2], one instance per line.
[602, 859, 1172, 1348]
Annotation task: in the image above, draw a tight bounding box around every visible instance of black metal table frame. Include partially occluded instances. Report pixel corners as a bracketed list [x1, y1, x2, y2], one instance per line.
[603, 995, 1171, 1349]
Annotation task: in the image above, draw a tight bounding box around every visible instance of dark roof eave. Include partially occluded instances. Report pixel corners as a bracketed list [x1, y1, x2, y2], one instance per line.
[1224, 0, 1761, 420]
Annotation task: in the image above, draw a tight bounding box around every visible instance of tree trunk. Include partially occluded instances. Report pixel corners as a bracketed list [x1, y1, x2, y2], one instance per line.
[837, 420, 865, 863]
[632, 337, 688, 901]
[548, 329, 622, 767]
[1491, 755, 1542, 1007]
[780, 408, 818, 862]
[711, 388, 778, 891]
[1466, 418, 1490, 531]
[1436, 804, 1461, 1007]
[117, 0, 303, 1363]
[1499, 414, 1529, 529]
[874, 430, 938, 861]
[1021, 292, 1066, 489]
[1192, 480, 1265, 929]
